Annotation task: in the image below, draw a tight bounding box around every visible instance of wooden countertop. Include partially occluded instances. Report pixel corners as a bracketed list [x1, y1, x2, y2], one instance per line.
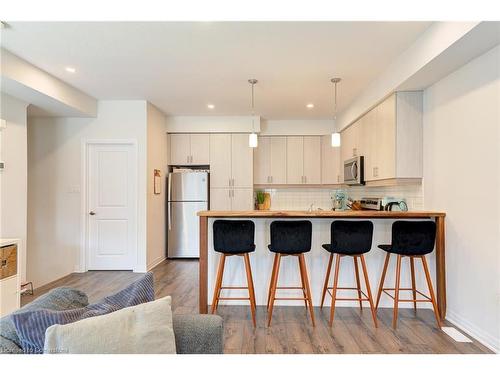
[197, 210, 445, 218]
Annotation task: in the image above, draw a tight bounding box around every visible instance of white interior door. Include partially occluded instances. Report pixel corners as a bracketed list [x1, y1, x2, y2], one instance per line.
[87, 142, 137, 270]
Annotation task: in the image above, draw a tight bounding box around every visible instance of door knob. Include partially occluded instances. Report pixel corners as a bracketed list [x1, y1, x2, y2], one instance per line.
[89, 211, 96, 216]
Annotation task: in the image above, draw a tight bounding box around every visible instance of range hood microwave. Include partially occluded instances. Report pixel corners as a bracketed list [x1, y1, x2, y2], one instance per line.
[343, 156, 364, 185]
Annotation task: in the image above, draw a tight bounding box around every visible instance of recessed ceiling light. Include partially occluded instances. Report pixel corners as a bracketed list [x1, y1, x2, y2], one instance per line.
[207, 104, 215, 109]
[65, 67, 76, 73]
[306, 103, 314, 109]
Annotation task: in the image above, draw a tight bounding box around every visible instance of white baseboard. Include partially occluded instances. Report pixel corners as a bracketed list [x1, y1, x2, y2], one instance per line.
[445, 309, 499, 353]
[133, 265, 147, 273]
[147, 256, 166, 271]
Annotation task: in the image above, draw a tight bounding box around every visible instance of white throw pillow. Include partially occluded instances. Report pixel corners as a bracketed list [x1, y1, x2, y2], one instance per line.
[44, 296, 176, 354]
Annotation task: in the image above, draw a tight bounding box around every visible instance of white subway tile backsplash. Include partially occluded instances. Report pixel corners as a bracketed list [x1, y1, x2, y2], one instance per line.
[256, 183, 423, 211]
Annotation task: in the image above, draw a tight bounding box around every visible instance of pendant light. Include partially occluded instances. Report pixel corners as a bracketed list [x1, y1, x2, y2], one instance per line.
[331, 78, 341, 147]
[248, 79, 258, 148]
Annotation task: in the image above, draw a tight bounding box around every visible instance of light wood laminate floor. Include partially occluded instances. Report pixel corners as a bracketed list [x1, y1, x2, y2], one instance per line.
[22, 259, 491, 354]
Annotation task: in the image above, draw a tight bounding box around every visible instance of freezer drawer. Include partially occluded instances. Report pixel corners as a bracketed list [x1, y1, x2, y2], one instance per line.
[167, 201, 207, 258]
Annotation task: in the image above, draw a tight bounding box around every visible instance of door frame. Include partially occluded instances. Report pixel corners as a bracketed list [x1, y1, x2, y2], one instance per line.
[79, 139, 139, 272]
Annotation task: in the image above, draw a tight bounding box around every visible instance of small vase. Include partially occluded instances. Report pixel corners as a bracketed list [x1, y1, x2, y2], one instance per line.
[257, 203, 265, 210]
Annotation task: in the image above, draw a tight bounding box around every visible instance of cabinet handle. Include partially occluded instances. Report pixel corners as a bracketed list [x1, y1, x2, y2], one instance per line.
[304, 176, 307, 184]
[337, 175, 340, 183]
[190, 155, 193, 163]
[270, 176, 273, 183]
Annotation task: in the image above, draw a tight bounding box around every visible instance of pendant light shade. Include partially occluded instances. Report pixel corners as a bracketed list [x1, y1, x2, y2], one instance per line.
[248, 79, 258, 148]
[249, 132, 258, 147]
[330, 78, 341, 148]
[331, 132, 341, 147]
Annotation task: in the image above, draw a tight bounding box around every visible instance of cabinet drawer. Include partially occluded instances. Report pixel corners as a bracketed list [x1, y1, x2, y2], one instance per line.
[0, 245, 17, 280]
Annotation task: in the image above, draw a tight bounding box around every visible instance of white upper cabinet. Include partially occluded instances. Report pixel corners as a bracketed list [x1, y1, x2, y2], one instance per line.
[231, 134, 253, 188]
[254, 136, 287, 184]
[286, 136, 304, 184]
[209, 133, 253, 189]
[321, 135, 341, 185]
[170, 134, 191, 165]
[253, 136, 271, 184]
[169, 133, 209, 165]
[190, 134, 210, 165]
[286, 136, 321, 185]
[303, 136, 321, 184]
[340, 91, 422, 184]
[269, 137, 287, 184]
[209, 134, 232, 188]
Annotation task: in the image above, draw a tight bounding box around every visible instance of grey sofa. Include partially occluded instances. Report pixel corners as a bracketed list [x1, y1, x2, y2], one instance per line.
[0, 287, 223, 354]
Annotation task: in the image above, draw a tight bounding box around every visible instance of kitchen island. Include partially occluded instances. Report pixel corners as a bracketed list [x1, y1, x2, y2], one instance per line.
[197, 210, 446, 319]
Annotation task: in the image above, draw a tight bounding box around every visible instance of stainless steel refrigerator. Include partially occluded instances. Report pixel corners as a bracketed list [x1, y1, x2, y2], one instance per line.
[167, 169, 209, 258]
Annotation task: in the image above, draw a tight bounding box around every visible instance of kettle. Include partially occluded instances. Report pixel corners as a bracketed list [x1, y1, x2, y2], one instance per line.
[384, 200, 408, 211]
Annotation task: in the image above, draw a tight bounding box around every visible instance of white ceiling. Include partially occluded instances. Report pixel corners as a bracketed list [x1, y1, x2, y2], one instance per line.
[1, 22, 432, 119]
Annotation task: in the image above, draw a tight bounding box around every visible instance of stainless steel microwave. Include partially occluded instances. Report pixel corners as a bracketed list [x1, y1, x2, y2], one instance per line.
[344, 156, 364, 185]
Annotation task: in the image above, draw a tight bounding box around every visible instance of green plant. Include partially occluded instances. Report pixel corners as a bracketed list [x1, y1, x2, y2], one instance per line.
[256, 191, 266, 205]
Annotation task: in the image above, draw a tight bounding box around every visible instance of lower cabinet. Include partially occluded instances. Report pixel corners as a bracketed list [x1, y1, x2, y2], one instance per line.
[210, 188, 254, 211]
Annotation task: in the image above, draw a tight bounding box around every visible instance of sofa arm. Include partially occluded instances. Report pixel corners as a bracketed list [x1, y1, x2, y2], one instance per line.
[172, 314, 223, 354]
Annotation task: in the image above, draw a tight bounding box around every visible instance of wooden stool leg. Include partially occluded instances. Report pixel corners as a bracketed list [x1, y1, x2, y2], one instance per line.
[320, 253, 334, 308]
[353, 256, 363, 310]
[267, 254, 281, 327]
[376, 253, 390, 309]
[393, 255, 402, 329]
[298, 256, 309, 309]
[299, 254, 316, 327]
[410, 257, 417, 312]
[211, 254, 226, 314]
[243, 253, 257, 328]
[267, 254, 279, 310]
[329, 254, 341, 327]
[359, 255, 378, 328]
[421, 255, 442, 328]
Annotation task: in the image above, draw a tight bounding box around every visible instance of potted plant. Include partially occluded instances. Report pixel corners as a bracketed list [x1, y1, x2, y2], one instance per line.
[256, 191, 266, 210]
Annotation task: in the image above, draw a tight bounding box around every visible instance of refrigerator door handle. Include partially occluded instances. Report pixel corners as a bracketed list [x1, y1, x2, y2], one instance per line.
[168, 173, 172, 230]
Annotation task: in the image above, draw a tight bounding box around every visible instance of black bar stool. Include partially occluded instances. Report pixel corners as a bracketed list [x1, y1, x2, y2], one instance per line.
[375, 220, 441, 329]
[211, 220, 257, 327]
[267, 220, 315, 327]
[320, 220, 378, 328]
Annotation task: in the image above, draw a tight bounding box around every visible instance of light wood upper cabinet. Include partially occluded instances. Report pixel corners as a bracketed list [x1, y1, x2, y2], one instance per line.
[340, 91, 422, 184]
[169, 133, 209, 165]
[209, 133, 253, 189]
[286, 136, 304, 184]
[303, 136, 321, 184]
[321, 135, 341, 185]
